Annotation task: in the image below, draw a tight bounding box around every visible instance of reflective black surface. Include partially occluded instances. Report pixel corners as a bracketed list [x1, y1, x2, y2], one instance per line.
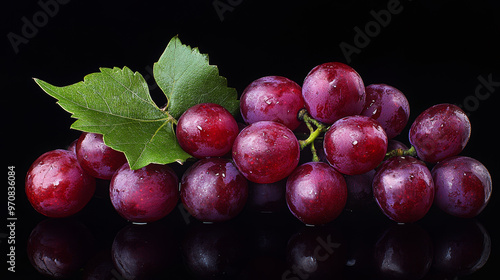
[20, 198, 494, 279]
[5, 0, 499, 279]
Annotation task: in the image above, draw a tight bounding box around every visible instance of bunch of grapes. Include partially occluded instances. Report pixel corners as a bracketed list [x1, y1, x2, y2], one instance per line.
[25, 62, 492, 225]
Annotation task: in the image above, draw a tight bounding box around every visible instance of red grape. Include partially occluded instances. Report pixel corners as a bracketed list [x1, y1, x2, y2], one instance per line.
[232, 121, 300, 183]
[361, 84, 410, 139]
[240, 76, 304, 130]
[76, 132, 127, 179]
[302, 62, 365, 124]
[109, 163, 179, 223]
[409, 103, 471, 163]
[372, 156, 434, 223]
[431, 156, 492, 218]
[176, 103, 239, 158]
[286, 162, 347, 225]
[180, 158, 248, 222]
[25, 149, 96, 218]
[324, 115, 388, 175]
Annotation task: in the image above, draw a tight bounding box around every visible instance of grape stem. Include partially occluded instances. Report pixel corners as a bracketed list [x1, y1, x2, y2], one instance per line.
[384, 145, 417, 160]
[297, 109, 329, 162]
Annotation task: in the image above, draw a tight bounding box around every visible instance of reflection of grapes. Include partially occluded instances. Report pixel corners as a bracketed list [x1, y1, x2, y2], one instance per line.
[27, 219, 95, 279]
[25, 149, 96, 218]
[432, 156, 492, 218]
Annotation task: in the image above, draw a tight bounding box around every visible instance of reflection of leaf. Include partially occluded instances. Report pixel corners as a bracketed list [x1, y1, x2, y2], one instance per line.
[34, 67, 191, 169]
[154, 35, 239, 119]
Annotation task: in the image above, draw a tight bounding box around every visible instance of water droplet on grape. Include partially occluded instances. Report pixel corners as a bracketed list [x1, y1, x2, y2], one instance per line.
[352, 140, 358, 146]
[197, 125, 203, 131]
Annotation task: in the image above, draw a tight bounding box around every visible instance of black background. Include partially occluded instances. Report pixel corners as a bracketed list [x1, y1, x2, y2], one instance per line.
[3, 0, 499, 279]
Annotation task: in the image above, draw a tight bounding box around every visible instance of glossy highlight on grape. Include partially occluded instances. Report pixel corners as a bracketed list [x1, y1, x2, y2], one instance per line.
[324, 115, 388, 175]
[232, 121, 300, 184]
[302, 62, 365, 124]
[76, 132, 127, 180]
[409, 103, 471, 163]
[372, 156, 434, 223]
[176, 103, 239, 158]
[432, 156, 492, 218]
[361, 83, 410, 139]
[109, 163, 179, 223]
[240, 76, 304, 130]
[286, 162, 347, 225]
[181, 157, 248, 222]
[25, 149, 96, 218]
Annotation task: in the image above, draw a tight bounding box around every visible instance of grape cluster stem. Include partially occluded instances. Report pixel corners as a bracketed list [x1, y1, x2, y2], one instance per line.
[384, 145, 417, 160]
[297, 109, 418, 164]
[297, 109, 329, 162]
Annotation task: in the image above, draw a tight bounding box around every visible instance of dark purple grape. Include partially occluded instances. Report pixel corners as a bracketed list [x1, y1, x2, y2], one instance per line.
[76, 132, 127, 179]
[232, 121, 300, 184]
[109, 163, 179, 223]
[373, 156, 434, 223]
[286, 162, 347, 225]
[247, 179, 287, 213]
[431, 156, 492, 218]
[302, 62, 365, 124]
[361, 84, 410, 139]
[180, 158, 248, 222]
[409, 103, 471, 163]
[176, 103, 239, 158]
[240, 76, 304, 130]
[25, 149, 96, 218]
[344, 169, 376, 211]
[324, 115, 388, 175]
[387, 139, 409, 152]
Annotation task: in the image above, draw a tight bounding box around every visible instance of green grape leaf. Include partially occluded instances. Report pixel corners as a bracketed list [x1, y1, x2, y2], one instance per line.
[153, 35, 239, 119]
[34, 67, 192, 169]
